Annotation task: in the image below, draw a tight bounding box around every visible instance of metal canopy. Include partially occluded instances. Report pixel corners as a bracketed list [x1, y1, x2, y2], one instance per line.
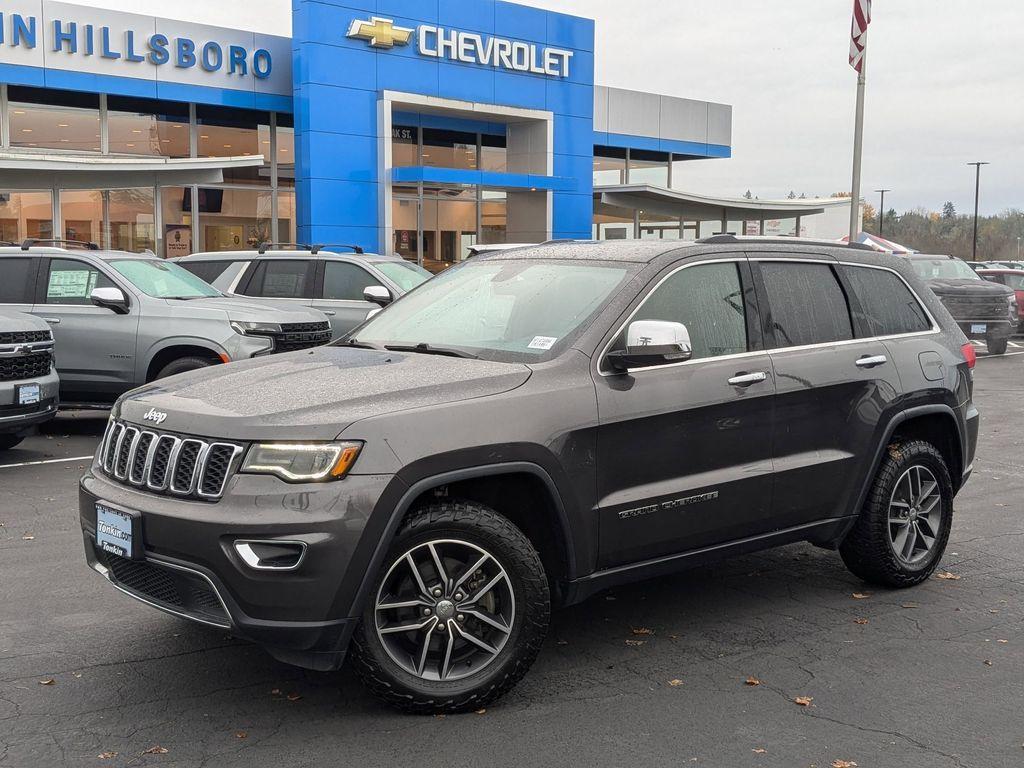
[596, 184, 835, 222]
[0, 152, 266, 189]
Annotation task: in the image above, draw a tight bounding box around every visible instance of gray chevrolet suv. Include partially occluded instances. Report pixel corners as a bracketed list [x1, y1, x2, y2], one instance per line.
[174, 245, 431, 338]
[0, 242, 332, 405]
[0, 308, 59, 450]
[79, 238, 978, 713]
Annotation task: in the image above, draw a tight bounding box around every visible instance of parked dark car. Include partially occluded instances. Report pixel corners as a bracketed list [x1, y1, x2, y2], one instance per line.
[907, 254, 1017, 354]
[80, 237, 978, 713]
[977, 268, 1024, 332]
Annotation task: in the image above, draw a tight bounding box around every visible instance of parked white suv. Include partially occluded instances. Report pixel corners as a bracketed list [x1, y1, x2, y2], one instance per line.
[0, 241, 332, 406]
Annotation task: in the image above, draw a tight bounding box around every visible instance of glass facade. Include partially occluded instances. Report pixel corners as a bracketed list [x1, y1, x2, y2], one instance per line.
[391, 125, 507, 172]
[593, 146, 627, 186]
[0, 84, 294, 257]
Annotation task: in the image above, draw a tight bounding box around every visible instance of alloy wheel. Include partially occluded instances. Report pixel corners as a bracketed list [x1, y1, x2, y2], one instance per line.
[887, 465, 943, 565]
[374, 539, 515, 682]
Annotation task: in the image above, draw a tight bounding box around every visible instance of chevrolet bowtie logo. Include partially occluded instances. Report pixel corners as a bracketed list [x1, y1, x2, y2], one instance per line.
[347, 17, 414, 49]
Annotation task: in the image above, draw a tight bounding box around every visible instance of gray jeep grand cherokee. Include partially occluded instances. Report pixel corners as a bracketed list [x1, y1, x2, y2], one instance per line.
[79, 238, 979, 713]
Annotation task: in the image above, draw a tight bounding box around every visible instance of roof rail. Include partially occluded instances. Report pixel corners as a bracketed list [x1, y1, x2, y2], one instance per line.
[316, 243, 365, 255]
[256, 242, 317, 255]
[0, 240, 17, 247]
[21, 238, 99, 251]
[697, 234, 876, 252]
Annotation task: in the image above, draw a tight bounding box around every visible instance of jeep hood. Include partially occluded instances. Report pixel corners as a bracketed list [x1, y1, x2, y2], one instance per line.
[925, 277, 1013, 298]
[117, 347, 532, 440]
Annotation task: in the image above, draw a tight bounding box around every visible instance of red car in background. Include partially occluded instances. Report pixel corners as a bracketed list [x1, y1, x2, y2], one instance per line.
[978, 269, 1024, 331]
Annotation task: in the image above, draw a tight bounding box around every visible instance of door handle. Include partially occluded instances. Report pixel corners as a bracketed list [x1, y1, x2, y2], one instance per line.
[322, 310, 336, 316]
[727, 371, 768, 387]
[43, 317, 61, 325]
[855, 355, 887, 369]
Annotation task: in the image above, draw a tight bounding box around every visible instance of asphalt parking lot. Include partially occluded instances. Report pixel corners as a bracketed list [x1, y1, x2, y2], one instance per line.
[2, 350, 1023, 768]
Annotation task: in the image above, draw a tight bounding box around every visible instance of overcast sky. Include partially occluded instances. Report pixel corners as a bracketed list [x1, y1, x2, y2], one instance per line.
[92, 0, 1022, 215]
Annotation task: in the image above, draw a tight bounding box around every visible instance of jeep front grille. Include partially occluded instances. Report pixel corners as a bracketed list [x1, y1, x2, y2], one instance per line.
[99, 420, 243, 501]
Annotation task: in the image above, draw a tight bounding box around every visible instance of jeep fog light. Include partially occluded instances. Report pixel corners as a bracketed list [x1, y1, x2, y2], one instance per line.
[240, 442, 363, 482]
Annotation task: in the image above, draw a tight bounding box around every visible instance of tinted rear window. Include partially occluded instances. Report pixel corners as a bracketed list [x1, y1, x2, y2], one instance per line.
[843, 266, 931, 337]
[0, 258, 34, 303]
[760, 262, 854, 347]
[179, 260, 234, 284]
[243, 260, 311, 299]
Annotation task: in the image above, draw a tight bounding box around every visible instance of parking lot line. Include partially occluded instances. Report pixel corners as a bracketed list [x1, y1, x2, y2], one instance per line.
[0, 455, 94, 470]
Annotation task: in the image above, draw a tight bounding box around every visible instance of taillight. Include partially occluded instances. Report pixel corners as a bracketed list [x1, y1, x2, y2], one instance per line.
[961, 342, 977, 370]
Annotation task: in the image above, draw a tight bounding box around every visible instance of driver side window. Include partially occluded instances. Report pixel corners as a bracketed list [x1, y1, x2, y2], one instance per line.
[616, 262, 750, 361]
[44, 258, 114, 305]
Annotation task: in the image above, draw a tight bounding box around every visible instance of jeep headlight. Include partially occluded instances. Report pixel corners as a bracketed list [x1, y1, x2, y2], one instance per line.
[231, 321, 282, 336]
[240, 442, 363, 482]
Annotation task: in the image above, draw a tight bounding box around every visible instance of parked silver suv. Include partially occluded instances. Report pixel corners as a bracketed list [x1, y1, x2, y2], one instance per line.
[0, 308, 59, 450]
[0, 242, 332, 406]
[174, 245, 431, 338]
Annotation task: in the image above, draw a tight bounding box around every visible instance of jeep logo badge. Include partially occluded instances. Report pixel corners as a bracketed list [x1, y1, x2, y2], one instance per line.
[143, 408, 168, 426]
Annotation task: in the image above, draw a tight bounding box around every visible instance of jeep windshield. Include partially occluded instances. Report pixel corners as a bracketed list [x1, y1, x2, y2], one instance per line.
[108, 259, 222, 299]
[911, 258, 980, 281]
[347, 259, 632, 362]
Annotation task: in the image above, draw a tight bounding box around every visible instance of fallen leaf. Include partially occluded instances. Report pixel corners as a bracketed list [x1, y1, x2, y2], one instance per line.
[72, 672, 82, 678]
[852, 593, 870, 600]
[286, 693, 302, 701]
[22, 534, 35, 541]
[143, 746, 168, 755]
[434, 714, 446, 719]
[475, 708, 486, 715]
[794, 696, 813, 707]
[935, 571, 961, 581]
[753, 748, 767, 754]
[745, 676, 761, 686]
[854, 618, 869, 625]
[270, 688, 281, 695]
[668, 634, 679, 640]
[631, 627, 654, 636]
[832, 761, 858, 768]
[668, 679, 683, 687]
[624, 639, 646, 647]
[38, 678, 55, 686]
[234, 731, 247, 740]
[901, 603, 919, 609]
[97, 752, 118, 760]
[984, 660, 993, 667]
[997, 639, 1009, 644]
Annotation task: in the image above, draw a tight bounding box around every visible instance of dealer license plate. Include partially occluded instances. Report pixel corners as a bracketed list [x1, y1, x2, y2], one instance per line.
[17, 383, 40, 405]
[971, 324, 987, 334]
[96, 503, 139, 559]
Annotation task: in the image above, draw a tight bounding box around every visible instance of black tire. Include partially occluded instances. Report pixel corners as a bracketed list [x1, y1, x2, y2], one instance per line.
[154, 356, 216, 380]
[0, 434, 25, 451]
[840, 440, 954, 588]
[987, 336, 1008, 355]
[350, 501, 550, 714]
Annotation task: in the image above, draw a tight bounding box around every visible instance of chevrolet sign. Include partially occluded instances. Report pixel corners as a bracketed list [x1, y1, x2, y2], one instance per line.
[347, 17, 573, 79]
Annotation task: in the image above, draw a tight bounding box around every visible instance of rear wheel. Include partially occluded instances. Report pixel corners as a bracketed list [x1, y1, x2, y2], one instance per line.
[155, 356, 216, 380]
[0, 434, 25, 451]
[987, 336, 1008, 355]
[840, 440, 954, 587]
[350, 502, 550, 714]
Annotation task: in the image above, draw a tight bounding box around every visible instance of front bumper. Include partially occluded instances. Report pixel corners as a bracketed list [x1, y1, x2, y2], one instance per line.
[956, 320, 1014, 341]
[0, 370, 60, 434]
[79, 466, 396, 670]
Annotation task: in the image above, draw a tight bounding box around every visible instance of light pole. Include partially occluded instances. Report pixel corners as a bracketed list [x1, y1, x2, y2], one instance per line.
[968, 162, 989, 261]
[875, 189, 891, 237]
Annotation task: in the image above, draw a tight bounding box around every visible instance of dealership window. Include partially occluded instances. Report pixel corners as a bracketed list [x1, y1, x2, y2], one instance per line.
[107, 96, 190, 157]
[59, 188, 155, 252]
[0, 191, 54, 242]
[196, 105, 271, 184]
[639, 211, 682, 240]
[480, 134, 508, 173]
[194, 187, 273, 252]
[8, 86, 100, 152]
[481, 191, 507, 245]
[421, 188, 477, 273]
[628, 149, 670, 186]
[392, 125, 419, 168]
[422, 128, 478, 170]
[276, 114, 295, 187]
[593, 147, 627, 186]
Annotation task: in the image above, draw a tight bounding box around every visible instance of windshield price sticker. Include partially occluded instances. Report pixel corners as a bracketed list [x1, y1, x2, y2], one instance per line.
[528, 336, 557, 350]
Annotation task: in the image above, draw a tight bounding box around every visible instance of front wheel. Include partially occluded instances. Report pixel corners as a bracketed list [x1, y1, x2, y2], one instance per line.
[0, 434, 25, 451]
[987, 336, 1008, 355]
[350, 502, 550, 714]
[154, 356, 215, 380]
[840, 440, 954, 587]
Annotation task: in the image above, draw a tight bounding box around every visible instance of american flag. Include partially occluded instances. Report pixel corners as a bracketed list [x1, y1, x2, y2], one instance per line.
[849, 0, 872, 73]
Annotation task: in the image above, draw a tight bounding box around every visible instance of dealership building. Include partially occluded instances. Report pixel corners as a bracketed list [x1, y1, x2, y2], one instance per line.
[0, 0, 841, 271]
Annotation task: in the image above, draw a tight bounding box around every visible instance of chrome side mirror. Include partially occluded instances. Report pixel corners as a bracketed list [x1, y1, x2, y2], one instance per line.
[363, 285, 393, 307]
[607, 320, 692, 372]
[90, 286, 130, 315]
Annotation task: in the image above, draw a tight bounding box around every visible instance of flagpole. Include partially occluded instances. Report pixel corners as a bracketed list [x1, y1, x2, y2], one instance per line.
[849, 45, 867, 239]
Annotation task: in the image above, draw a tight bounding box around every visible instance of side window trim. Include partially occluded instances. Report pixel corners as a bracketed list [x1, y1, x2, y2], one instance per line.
[598, 255, 762, 375]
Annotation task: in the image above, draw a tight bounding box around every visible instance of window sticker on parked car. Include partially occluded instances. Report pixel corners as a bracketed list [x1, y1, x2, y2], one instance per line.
[48, 270, 96, 299]
[528, 336, 557, 350]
